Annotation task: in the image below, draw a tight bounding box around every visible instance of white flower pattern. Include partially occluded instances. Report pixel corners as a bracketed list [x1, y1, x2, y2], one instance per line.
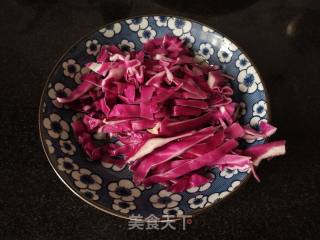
[57, 157, 79, 174]
[62, 59, 80, 78]
[126, 17, 148, 31]
[154, 16, 168, 27]
[80, 189, 99, 201]
[218, 47, 233, 63]
[149, 190, 182, 209]
[112, 199, 136, 213]
[180, 32, 195, 48]
[168, 17, 192, 36]
[188, 194, 208, 209]
[138, 26, 156, 43]
[85, 39, 101, 56]
[59, 140, 76, 155]
[236, 54, 250, 70]
[118, 39, 135, 52]
[99, 23, 122, 38]
[107, 179, 141, 201]
[198, 43, 214, 60]
[43, 113, 69, 139]
[48, 83, 71, 108]
[253, 100, 267, 117]
[237, 66, 262, 93]
[71, 168, 102, 190]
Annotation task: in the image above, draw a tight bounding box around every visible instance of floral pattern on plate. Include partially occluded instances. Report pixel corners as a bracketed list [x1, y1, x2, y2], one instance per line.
[59, 140, 76, 155]
[149, 190, 182, 209]
[237, 66, 263, 93]
[126, 17, 148, 31]
[71, 168, 102, 190]
[43, 113, 69, 139]
[167, 17, 192, 36]
[118, 39, 135, 52]
[107, 179, 142, 201]
[57, 157, 79, 174]
[62, 59, 80, 78]
[188, 194, 208, 209]
[138, 26, 156, 43]
[236, 54, 250, 70]
[85, 39, 101, 56]
[198, 43, 214, 60]
[253, 100, 267, 117]
[48, 83, 71, 108]
[99, 23, 122, 38]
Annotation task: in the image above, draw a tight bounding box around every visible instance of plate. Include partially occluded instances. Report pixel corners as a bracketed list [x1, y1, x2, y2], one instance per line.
[39, 15, 268, 220]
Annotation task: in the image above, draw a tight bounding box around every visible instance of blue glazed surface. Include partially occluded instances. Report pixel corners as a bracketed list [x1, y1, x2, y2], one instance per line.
[39, 16, 268, 219]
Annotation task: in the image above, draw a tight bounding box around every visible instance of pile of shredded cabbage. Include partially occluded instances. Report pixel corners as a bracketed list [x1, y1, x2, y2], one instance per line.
[57, 35, 286, 192]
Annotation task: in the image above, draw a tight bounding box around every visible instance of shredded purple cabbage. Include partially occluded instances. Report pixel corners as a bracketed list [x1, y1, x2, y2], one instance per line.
[57, 35, 286, 192]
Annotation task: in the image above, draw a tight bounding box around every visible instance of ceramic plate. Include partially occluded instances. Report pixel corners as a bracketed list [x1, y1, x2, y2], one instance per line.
[39, 15, 268, 220]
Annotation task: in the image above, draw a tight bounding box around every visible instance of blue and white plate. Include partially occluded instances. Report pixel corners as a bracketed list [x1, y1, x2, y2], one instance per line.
[39, 16, 268, 220]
